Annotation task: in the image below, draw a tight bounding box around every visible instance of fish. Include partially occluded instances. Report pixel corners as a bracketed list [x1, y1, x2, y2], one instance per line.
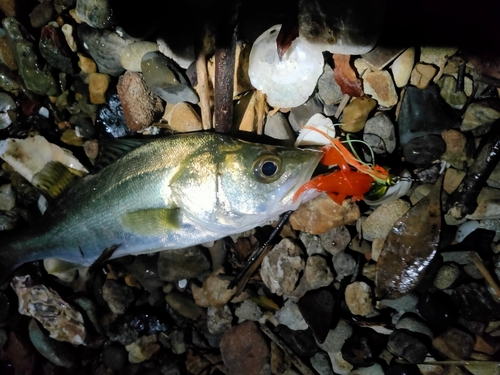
[0, 132, 322, 280]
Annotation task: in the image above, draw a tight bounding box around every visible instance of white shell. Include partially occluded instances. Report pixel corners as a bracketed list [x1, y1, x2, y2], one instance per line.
[248, 25, 324, 108]
[0, 136, 88, 183]
[455, 220, 480, 243]
[294, 114, 337, 147]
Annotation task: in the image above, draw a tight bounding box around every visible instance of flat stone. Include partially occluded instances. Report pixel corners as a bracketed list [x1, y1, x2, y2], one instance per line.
[460, 100, 500, 132]
[207, 305, 233, 335]
[220, 321, 270, 375]
[311, 352, 334, 375]
[76, 0, 114, 29]
[388, 329, 428, 363]
[290, 195, 361, 235]
[318, 320, 353, 353]
[169, 102, 203, 133]
[102, 279, 135, 315]
[433, 328, 474, 360]
[397, 85, 456, 145]
[333, 251, 357, 280]
[117, 71, 164, 132]
[120, 41, 158, 72]
[391, 47, 415, 87]
[165, 291, 203, 320]
[341, 96, 377, 132]
[363, 70, 398, 107]
[396, 313, 434, 338]
[361, 46, 406, 71]
[345, 281, 374, 316]
[319, 225, 351, 255]
[452, 282, 500, 323]
[410, 63, 438, 89]
[444, 168, 466, 194]
[299, 232, 325, 256]
[420, 47, 459, 81]
[317, 63, 344, 105]
[362, 199, 411, 241]
[158, 246, 211, 282]
[363, 112, 396, 154]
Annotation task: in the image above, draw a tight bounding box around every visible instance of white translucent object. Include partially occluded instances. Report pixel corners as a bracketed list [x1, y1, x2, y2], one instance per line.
[455, 220, 480, 243]
[294, 114, 337, 147]
[249, 25, 324, 108]
[0, 136, 88, 183]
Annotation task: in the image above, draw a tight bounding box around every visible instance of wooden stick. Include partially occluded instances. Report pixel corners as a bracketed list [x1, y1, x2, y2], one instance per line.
[195, 38, 212, 130]
[469, 251, 500, 299]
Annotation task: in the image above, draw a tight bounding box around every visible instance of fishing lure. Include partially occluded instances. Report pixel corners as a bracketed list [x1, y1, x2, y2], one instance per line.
[294, 125, 391, 205]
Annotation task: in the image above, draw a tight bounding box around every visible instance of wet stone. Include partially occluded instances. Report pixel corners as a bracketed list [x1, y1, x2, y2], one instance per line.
[220, 321, 270, 375]
[120, 41, 159, 72]
[417, 291, 458, 333]
[432, 327, 474, 360]
[350, 363, 384, 375]
[76, 0, 114, 29]
[397, 85, 456, 145]
[363, 70, 398, 107]
[341, 328, 387, 366]
[311, 351, 334, 375]
[165, 291, 203, 320]
[391, 47, 415, 88]
[452, 283, 500, 323]
[141, 51, 198, 104]
[0, 183, 15, 211]
[168, 102, 203, 133]
[388, 329, 428, 364]
[396, 313, 434, 339]
[403, 134, 446, 165]
[276, 325, 319, 357]
[363, 112, 397, 154]
[288, 96, 323, 132]
[303, 255, 334, 290]
[30, 2, 55, 28]
[107, 310, 169, 345]
[300, 232, 325, 256]
[39, 25, 75, 75]
[433, 262, 460, 289]
[170, 329, 187, 354]
[28, 319, 76, 368]
[117, 71, 164, 132]
[0, 64, 20, 92]
[102, 343, 128, 370]
[410, 63, 438, 89]
[95, 93, 133, 138]
[77, 24, 129, 76]
[125, 254, 165, 292]
[264, 112, 295, 146]
[298, 288, 336, 344]
[102, 279, 135, 315]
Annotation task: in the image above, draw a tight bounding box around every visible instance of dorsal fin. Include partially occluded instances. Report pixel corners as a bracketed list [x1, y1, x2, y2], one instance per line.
[93, 138, 152, 173]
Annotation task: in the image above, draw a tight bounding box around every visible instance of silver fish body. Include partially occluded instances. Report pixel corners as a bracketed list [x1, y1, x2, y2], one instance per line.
[0, 133, 321, 275]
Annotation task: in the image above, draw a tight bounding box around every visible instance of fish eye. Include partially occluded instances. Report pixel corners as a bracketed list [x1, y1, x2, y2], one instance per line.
[252, 154, 282, 183]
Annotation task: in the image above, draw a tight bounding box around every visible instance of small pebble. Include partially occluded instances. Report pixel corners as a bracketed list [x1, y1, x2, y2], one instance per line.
[120, 41, 158, 72]
[391, 47, 415, 87]
[102, 279, 135, 315]
[433, 262, 460, 289]
[388, 329, 428, 364]
[363, 112, 396, 154]
[341, 96, 376, 133]
[158, 246, 210, 282]
[88, 72, 109, 105]
[363, 70, 398, 107]
[169, 102, 203, 133]
[432, 328, 475, 360]
[207, 305, 233, 334]
[333, 251, 357, 280]
[362, 199, 411, 241]
[410, 63, 438, 89]
[319, 225, 351, 255]
[345, 281, 374, 316]
[235, 299, 262, 322]
[276, 300, 308, 331]
[165, 291, 203, 320]
[102, 343, 128, 370]
[460, 100, 500, 132]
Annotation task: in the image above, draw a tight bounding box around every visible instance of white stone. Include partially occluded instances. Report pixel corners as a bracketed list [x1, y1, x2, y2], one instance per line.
[0, 184, 15, 211]
[275, 300, 308, 330]
[120, 41, 159, 72]
[391, 47, 415, 87]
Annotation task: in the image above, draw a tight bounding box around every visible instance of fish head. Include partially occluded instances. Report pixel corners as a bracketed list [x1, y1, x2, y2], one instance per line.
[170, 135, 322, 233]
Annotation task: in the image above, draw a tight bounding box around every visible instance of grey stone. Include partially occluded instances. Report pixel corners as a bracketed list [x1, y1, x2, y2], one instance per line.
[76, 0, 114, 29]
[102, 279, 135, 315]
[403, 134, 446, 165]
[207, 305, 233, 335]
[333, 251, 357, 280]
[362, 199, 411, 241]
[364, 112, 396, 154]
[264, 112, 295, 146]
[288, 96, 323, 132]
[299, 232, 326, 256]
[461, 100, 500, 132]
[275, 300, 308, 330]
[170, 329, 187, 355]
[311, 351, 334, 375]
[317, 320, 353, 353]
[396, 313, 434, 338]
[434, 262, 461, 289]
[388, 329, 428, 364]
[437, 75, 468, 109]
[350, 363, 384, 375]
[317, 64, 344, 105]
[235, 299, 262, 322]
[377, 293, 419, 314]
[320, 225, 351, 256]
[158, 246, 211, 282]
[0, 184, 16, 211]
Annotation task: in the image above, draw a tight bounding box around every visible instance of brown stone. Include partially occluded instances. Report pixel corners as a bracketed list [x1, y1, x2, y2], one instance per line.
[169, 102, 203, 133]
[6, 330, 39, 375]
[117, 71, 164, 132]
[363, 71, 398, 107]
[0, 0, 16, 17]
[341, 96, 377, 132]
[77, 53, 96, 74]
[88, 73, 110, 104]
[474, 334, 500, 355]
[290, 194, 361, 235]
[220, 321, 270, 375]
[433, 328, 474, 360]
[410, 63, 438, 89]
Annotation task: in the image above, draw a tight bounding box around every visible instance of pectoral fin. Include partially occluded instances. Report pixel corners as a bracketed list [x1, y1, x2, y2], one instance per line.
[121, 208, 181, 236]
